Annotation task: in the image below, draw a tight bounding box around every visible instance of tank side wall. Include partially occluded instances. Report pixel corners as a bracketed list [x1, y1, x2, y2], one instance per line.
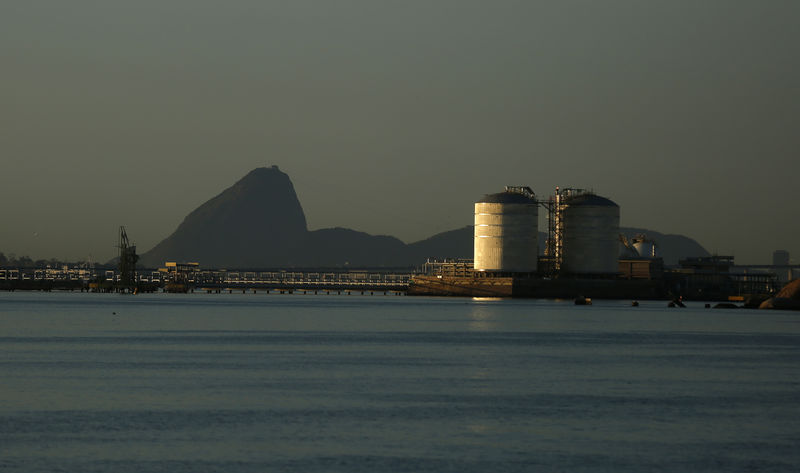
[562, 204, 620, 274]
[474, 202, 538, 272]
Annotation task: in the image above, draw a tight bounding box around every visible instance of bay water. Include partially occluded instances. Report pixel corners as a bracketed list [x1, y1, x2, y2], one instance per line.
[1, 292, 799, 472]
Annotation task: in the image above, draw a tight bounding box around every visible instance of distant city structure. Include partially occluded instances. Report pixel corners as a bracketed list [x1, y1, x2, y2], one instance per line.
[772, 250, 793, 283]
[160, 262, 200, 279]
[773, 250, 790, 266]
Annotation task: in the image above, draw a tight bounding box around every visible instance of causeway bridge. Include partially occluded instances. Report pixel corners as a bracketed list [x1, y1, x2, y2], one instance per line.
[0, 267, 415, 292]
[188, 270, 412, 293]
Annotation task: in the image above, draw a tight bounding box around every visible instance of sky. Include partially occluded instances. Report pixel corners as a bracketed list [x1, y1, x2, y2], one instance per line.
[1, 0, 798, 265]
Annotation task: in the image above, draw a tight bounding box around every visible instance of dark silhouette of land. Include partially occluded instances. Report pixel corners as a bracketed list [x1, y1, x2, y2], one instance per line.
[138, 166, 709, 268]
[140, 167, 409, 268]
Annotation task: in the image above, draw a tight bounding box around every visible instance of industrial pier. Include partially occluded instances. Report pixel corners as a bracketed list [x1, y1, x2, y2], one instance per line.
[408, 186, 779, 301]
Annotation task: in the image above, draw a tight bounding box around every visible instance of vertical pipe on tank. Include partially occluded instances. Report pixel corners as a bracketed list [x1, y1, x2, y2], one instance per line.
[554, 187, 562, 272]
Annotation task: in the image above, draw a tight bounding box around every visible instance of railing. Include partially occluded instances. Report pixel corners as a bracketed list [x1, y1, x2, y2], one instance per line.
[0, 267, 415, 288]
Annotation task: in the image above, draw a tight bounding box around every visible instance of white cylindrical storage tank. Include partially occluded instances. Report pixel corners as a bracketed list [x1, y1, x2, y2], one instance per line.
[632, 238, 658, 259]
[474, 192, 538, 273]
[561, 194, 620, 275]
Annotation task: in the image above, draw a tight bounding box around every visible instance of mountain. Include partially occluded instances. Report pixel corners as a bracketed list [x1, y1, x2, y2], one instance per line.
[140, 167, 411, 268]
[303, 228, 408, 267]
[140, 166, 308, 268]
[406, 226, 474, 262]
[139, 166, 710, 268]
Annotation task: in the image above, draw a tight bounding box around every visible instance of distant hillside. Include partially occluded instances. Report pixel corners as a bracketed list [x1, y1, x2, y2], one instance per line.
[303, 228, 408, 267]
[139, 167, 710, 269]
[406, 226, 474, 262]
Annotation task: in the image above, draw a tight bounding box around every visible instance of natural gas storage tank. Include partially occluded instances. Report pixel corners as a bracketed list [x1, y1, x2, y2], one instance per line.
[561, 194, 620, 275]
[632, 235, 658, 259]
[474, 192, 538, 273]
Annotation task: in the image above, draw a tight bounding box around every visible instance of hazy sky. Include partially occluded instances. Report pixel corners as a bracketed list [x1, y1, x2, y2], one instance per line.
[2, 1, 798, 264]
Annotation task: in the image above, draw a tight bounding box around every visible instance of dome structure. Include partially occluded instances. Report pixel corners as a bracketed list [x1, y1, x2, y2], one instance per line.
[632, 235, 659, 259]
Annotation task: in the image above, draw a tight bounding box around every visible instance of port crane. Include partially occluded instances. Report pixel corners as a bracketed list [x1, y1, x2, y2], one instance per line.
[117, 226, 138, 292]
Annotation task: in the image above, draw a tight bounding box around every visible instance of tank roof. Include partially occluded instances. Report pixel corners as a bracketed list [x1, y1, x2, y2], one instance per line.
[564, 193, 618, 207]
[477, 192, 537, 204]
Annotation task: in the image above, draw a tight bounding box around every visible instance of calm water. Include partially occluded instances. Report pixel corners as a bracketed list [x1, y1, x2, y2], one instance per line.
[1, 292, 799, 472]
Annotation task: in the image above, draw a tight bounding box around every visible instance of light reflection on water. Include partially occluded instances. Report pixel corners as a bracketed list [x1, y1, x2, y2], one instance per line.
[467, 301, 499, 332]
[1, 292, 799, 472]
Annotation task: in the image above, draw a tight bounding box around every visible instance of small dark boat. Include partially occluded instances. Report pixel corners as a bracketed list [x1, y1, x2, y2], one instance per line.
[574, 296, 592, 305]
